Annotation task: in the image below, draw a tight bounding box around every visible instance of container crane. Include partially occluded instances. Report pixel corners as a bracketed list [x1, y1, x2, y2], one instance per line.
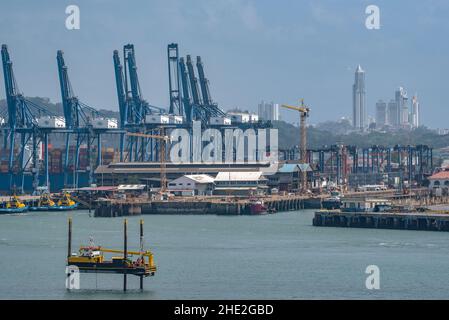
[179, 57, 193, 123]
[1, 44, 57, 192]
[281, 100, 310, 192]
[196, 56, 226, 119]
[113, 50, 129, 162]
[185, 55, 204, 122]
[121, 44, 166, 162]
[57, 50, 92, 187]
[167, 43, 182, 116]
[57, 50, 119, 187]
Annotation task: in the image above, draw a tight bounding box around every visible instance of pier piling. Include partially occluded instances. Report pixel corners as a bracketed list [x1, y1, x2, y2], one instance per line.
[68, 217, 72, 259]
[123, 219, 127, 292]
[139, 219, 144, 290]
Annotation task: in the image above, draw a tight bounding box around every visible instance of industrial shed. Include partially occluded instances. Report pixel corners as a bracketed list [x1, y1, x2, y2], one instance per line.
[168, 174, 215, 196]
[214, 171, 268, 196]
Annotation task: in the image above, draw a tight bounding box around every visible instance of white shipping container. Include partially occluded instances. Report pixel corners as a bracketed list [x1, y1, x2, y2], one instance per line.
[37, 116, 66, 128]
[169, 115, 184, 124]
[228, 113, 250, 123]
[249, 114, 259, 122]
[92, 118, 118, 129]
[210, 117, 231, 125]
[145, 115, 170, 124]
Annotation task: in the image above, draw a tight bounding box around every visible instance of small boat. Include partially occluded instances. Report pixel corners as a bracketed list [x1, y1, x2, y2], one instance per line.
[49, 192, 78, 211]
[249, 199, 268, 215]
[322, 196, 341, 210]
[29, 193, 56, 211]
[0, 195, 29, 214]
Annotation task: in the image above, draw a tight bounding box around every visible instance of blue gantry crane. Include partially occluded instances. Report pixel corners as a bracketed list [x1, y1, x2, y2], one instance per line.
[167, 43, 182, 116]
[57, 50, 122, 187]
[114, 44, 167, 162]
[196, 55, 226, 119]
[1, 44, 61, 193]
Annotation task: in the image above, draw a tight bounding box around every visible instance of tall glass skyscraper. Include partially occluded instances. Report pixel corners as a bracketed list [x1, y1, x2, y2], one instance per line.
[411, 95, 419, 128]
[395, 87, 408, 127]
[352, 65, 366, 130]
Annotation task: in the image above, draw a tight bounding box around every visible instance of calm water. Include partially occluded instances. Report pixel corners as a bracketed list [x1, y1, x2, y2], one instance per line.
[1, 209, 449, 299]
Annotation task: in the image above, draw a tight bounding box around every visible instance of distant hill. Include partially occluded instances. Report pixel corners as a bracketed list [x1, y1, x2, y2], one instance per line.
[2, 97, 448, 150]
[273, 120, 449, 150]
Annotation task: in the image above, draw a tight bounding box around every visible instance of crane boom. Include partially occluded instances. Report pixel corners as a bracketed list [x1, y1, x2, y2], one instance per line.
[113, 50, 128, 128]
[123, 44, 145, 123]
[186, 55, 202, 106]
[179, 57, 193, 122]
[167, 43, 182, 115]
[57, 50, 80, 129]
[97, 247, 153, 257]
[196, 56, 212, 106]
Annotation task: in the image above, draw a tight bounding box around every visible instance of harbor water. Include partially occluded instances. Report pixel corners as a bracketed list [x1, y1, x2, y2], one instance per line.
[1, 209, 449, 299]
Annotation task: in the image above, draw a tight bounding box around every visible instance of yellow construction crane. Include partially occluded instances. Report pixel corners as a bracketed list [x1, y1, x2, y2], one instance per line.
[126, 128, 170, 193]
[281, 99, 310, 192]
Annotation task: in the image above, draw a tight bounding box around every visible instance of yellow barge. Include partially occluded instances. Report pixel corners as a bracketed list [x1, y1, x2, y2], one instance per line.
[67, 218, 156, 290]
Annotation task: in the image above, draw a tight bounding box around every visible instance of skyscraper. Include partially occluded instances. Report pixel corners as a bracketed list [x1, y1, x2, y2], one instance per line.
[375, 100, 387, 127]
[258, 101, 279, 121]
[387, 100, 398, 127]
[352, 65, 366, 130]
[411, 95, 419, 128]
[395, 87, 408, 127]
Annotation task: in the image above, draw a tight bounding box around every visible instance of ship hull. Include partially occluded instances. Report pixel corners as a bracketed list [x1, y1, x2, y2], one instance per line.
[48, 203, 79, 211]
[29, 206, 55, 211]
[0, 206, 29, 214]
[249, 203, 267, 215]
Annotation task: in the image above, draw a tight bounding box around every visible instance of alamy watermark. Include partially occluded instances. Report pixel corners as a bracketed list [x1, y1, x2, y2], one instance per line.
[365, 265, 380, 290]
[65, 265, 80, 290]
[169, 121, 279, 175]
[66, 5, 80, 30]
[365, 5, 380, 30]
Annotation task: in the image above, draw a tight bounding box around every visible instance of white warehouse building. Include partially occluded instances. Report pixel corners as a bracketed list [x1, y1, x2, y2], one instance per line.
[168, 174, 215, 196]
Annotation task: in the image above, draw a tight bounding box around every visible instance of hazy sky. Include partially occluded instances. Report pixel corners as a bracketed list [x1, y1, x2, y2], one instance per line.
[0, 0, 448, 127]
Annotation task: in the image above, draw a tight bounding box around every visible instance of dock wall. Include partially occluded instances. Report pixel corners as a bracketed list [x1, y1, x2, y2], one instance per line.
[313, 211, 449, 232]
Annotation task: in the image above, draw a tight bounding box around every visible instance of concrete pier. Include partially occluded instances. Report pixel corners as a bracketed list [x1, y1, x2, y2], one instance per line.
[93, 188, 433, 217]
[94, 194, 314, 217]
[313, 210, 449, 232]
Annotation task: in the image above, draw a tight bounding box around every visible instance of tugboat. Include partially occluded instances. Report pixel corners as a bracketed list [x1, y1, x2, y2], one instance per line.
[29, 193, 56, 211]
[0, 195, 29, 214]
[249, 198, 268, 215]
[321, 196, 341, 210]
[49, 192, 78, 211]
[321, 190, 342, 210]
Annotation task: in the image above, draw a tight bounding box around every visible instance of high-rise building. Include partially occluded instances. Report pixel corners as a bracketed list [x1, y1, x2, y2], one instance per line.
[257, 101, 279, 121]
[375, 100, 387, 127]
[411, 95, 419, 128]
[387, 100, 398, 127]
[395, 87, 408, 127]
[352, 65, 366, 130]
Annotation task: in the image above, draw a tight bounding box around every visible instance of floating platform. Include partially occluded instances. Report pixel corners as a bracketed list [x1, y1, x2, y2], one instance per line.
[313, 210, 449, 232]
